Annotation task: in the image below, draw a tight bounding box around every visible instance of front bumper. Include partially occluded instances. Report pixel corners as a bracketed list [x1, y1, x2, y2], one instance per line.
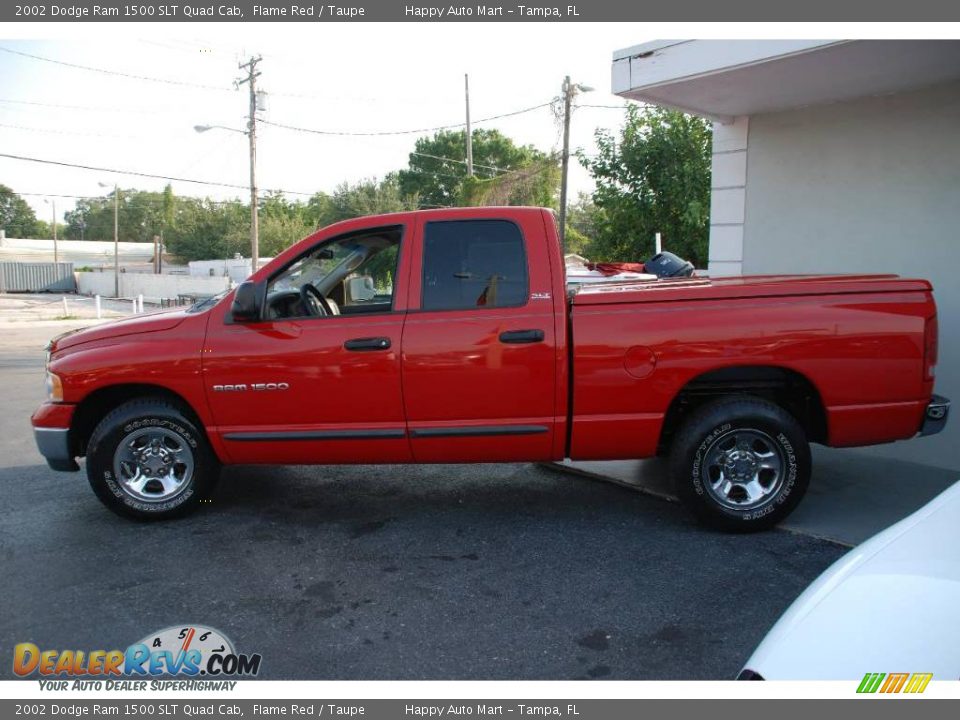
[920, 394, 950, 437]
[33, 427, 79, 472]
[32, 402, 79, 472]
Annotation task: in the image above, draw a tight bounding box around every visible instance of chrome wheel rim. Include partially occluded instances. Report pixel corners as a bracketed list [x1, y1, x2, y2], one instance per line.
[702, 428, 785, 511]
[112, 427, 194, 503]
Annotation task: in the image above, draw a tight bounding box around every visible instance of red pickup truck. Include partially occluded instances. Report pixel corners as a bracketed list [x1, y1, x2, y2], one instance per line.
[32, 207, 948, 530]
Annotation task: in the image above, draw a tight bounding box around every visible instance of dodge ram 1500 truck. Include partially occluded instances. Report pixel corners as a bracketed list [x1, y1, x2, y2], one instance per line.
[32, 207, 949, 530]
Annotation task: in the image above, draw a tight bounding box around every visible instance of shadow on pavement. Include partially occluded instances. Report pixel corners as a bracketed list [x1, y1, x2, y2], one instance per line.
[554, 447, 958, 546]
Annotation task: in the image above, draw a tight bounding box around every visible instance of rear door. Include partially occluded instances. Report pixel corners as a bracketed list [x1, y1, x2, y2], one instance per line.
[401, 212, 558, 462]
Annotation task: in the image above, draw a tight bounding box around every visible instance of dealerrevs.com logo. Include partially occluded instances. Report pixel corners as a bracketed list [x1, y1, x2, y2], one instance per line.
[13, 625, 261, 689]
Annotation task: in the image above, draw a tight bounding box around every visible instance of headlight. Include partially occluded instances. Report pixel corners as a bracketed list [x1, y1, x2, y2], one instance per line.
[45, 372, 63, 403]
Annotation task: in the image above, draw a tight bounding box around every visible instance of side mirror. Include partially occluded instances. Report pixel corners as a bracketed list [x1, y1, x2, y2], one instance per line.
[230, 281, 261, 322]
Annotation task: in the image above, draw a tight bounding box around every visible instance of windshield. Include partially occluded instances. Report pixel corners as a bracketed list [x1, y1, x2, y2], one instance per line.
[270, 242, 362, 293]
[186, 289, 230, 314]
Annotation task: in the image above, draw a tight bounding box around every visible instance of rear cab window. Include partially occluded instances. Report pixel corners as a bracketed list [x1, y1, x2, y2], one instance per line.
[421, 219, 528, 311]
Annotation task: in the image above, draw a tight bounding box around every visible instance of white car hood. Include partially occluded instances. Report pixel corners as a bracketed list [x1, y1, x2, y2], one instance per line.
[744, 480, 960, 680]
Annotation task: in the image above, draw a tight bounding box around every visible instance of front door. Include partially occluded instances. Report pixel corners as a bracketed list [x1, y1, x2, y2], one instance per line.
[401, 215, 558, 462]
[202, 224, 412, 465]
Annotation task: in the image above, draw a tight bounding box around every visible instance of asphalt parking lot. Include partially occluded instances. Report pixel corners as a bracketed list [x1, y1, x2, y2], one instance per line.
[0, 313, 847, 680]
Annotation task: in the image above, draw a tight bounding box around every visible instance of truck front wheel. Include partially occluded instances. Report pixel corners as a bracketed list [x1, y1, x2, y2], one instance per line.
[86, 399, 218, 520]
[669, 397, 811, 532]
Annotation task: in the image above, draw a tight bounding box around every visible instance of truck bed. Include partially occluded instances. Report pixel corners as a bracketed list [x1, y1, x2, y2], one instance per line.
[567, 272, 936, 460]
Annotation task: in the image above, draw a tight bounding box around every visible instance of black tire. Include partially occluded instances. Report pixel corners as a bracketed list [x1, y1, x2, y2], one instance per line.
[86, 398, 219, 520]
[669, 396, 811, 532]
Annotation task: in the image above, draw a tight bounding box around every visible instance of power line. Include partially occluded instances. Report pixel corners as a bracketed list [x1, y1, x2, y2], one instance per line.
[2, 151, 504, 201]
[0, 96, 184, 116]
[8, 188, 453, 214]
[404, 151, 503, 175]
[0, 121, 154, 141]
[0, 45, 233, 92]
[0, 151, 315, 197]
[400, 167, 467, 181]
[259, 101, 553, 137]
[10, 191, 102, 200]
[574, 103, 654, 109]
[10, 190, 271, 210]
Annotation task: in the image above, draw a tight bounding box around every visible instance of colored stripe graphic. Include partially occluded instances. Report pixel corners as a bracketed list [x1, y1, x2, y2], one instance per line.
[857, 673, 885, 693]
[904, 673, 933, 694]
[881, 673, 909, 693]
[857, 672, 932, 694]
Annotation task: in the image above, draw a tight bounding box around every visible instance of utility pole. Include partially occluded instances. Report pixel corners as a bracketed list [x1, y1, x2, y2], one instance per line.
[113, 187, 119, 297]
[465, 73, 473, 177]
[558, 76, 592, 255]
[558, 76, 573, 255]
[44, 198, 58, 264]
[52, 199, 58, 264]
[237, 55, 262, 276]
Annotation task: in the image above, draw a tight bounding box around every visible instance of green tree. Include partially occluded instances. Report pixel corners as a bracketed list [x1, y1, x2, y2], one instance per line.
[32, 220, 67, 239]
[65, 188, 171, 243]
[160, 184, 175, 241]
[309, 176, 418, 228]
[398, 129, 559, 209]
[562, 193, 598, 256]
[579, 105, 712, 267]
[458, 157, 559, 208]
[0, 184, 43, 237]
[252, 193, 314, 257]
[163, 198, 248, 263]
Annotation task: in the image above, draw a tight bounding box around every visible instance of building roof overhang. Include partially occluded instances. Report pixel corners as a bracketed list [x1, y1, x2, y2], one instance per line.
[612, 40, 960, 123]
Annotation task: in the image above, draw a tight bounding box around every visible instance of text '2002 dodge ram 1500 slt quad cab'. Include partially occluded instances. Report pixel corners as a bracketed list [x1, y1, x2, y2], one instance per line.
[32, 207, 950, 530]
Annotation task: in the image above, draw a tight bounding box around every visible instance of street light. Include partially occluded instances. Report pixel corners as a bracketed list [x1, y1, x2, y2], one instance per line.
[193, 124, 245, 135]
[42, 198, 58, 264]
[195, 120, 259, 276]
[98, 181, 120, 298]
[558, 76, 593, 254]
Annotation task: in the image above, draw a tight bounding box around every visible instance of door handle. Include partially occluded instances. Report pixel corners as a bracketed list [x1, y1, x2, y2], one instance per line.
[344, 337, 392, 351]
[498, 329, 545, 344]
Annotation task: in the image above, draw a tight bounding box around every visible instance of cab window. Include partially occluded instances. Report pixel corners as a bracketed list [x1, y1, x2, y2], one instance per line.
[421, 220, 528, 311]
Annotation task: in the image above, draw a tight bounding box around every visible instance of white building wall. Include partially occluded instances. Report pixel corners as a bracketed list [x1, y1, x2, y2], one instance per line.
[707, 117, 749, 276]
[77, 272, 232, 304]
[189, 258, 272, 284]
[740, 80, 960, 470]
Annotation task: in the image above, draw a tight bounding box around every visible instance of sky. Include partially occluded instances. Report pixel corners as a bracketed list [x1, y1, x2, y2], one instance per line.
[0, 24, 655, 228]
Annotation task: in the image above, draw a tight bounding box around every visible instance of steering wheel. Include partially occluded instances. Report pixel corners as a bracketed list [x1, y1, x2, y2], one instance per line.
[300, 282, 333, 317]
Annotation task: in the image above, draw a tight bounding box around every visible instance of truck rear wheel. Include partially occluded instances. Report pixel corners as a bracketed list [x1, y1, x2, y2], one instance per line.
[669, 396, 810, 532]
[86, 399, 218, 520]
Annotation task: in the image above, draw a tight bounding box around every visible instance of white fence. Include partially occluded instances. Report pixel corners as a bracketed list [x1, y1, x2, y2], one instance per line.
[76, 271, 232, 303]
